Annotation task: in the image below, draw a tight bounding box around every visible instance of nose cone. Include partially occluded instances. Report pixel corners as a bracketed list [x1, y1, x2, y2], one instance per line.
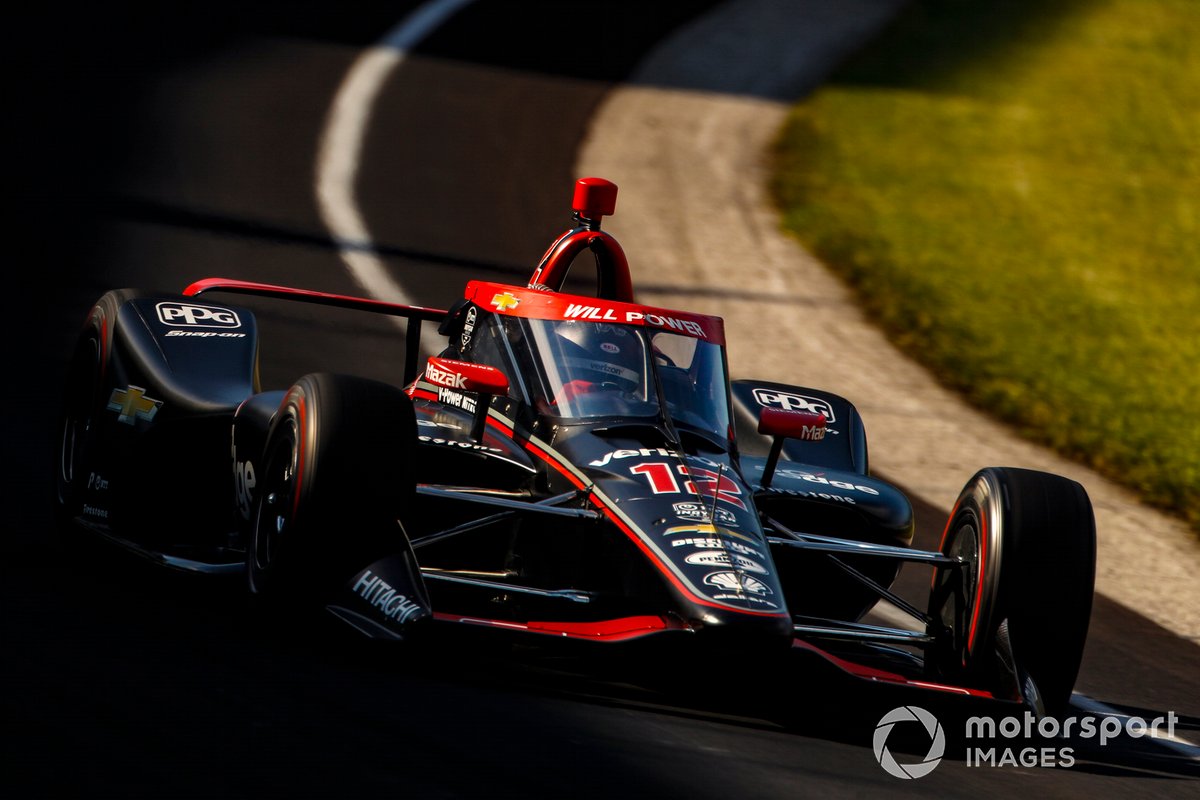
[687, 602, 795, 649]
[627, 605, 793, 674]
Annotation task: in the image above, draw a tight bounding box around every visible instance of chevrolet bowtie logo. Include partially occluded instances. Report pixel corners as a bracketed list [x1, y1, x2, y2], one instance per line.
[490, 292, 520, 311]
[107, 386, 162, 425]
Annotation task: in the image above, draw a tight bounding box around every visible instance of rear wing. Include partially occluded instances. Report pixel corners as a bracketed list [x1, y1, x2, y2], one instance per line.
[185, 278, 447, 385]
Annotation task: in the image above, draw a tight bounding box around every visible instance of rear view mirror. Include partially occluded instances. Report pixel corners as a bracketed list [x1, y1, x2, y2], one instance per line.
[425, 357, 510, 441]
[757, 408, 827, 489]
[425, 357, 509, 396]
[758, 407, 827, 441]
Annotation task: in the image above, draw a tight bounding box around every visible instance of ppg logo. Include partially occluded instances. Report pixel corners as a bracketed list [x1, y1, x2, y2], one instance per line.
[156, 302, 241, 329]
[751, 388, 836, 423]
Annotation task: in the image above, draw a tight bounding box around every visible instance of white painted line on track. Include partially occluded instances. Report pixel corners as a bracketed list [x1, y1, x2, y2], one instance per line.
[315, 0, 475, 320]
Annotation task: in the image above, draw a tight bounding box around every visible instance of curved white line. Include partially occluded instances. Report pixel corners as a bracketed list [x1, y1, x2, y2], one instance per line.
[315, 0, 475, 314]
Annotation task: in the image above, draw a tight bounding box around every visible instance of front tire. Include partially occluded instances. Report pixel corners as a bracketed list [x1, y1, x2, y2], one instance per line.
[248, 373, 417, 604]
[927, 467, 1095, 713]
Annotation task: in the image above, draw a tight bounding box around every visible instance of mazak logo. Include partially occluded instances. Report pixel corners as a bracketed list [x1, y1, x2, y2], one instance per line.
[426, 363, 467, 389]
[799, 424, 826, 441]
[751, 388, 835, 422]
[874, 706, 946, 779]
[155, 302, 241, 329]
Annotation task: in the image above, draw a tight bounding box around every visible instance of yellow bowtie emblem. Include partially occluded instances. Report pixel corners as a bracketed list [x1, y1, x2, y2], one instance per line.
[107, 386, 162, 425]
[490, 292, 521, 312]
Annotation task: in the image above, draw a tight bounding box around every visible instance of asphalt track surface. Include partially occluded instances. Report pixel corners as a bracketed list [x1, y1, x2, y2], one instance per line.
[7, 2, 1199, 796]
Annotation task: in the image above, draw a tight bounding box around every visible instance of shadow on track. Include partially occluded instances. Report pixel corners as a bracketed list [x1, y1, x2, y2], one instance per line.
[7, 537, 1196, 797]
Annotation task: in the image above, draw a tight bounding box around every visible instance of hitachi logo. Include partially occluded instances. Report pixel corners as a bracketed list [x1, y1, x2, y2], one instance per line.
[353, 570, 424, 624]
[425, 364, 467, 389]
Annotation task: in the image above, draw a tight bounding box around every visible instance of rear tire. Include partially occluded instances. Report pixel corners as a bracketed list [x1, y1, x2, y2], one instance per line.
[927, 467, 1095, 713]
[52, 290, 132, 551]
[247, 373, 417, 605]
[53, 331, 102, 548]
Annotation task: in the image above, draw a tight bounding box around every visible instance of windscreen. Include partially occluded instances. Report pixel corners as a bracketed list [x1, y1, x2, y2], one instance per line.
[524, 318, 731, 440]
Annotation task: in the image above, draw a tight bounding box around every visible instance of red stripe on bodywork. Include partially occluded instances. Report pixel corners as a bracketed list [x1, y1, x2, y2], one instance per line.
[432, 613, 686, 642]
[526, 615, 682, 639]
[792, 639, 996, 699]
[183, 277, 447, 321]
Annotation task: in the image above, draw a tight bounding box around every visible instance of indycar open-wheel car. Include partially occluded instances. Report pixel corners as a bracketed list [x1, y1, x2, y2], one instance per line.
[54, 176, 1097, 711]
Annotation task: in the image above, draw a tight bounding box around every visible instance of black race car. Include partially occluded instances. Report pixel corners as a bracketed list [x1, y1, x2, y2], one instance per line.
[55, 178, 1096, 714]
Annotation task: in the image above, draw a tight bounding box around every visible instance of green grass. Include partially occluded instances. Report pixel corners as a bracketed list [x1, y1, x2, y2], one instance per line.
[771, 0, 1200, 530]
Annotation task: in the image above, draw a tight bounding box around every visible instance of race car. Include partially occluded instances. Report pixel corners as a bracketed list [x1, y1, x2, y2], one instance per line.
[54, 177, 1096, 714]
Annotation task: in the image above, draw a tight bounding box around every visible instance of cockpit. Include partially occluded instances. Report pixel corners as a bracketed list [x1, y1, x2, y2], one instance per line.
[445, 283, 732, 447]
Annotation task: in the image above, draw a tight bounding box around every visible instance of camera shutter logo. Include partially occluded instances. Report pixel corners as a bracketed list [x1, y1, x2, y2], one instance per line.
[873, 706, 945, 779]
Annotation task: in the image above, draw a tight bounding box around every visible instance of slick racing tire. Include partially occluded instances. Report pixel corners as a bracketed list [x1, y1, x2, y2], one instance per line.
[926, 467, 1095, 713]
[54, 330, 103, 546]
[53, 290, 129, 551]
[248, 373, 417, 604]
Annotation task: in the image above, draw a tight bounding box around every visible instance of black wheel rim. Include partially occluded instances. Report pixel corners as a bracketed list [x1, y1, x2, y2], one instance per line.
[57, 337, 99, 507]
[946, 516, 980, 652]
[252, 418, 299, 576]
[930, 509, 981, 669]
